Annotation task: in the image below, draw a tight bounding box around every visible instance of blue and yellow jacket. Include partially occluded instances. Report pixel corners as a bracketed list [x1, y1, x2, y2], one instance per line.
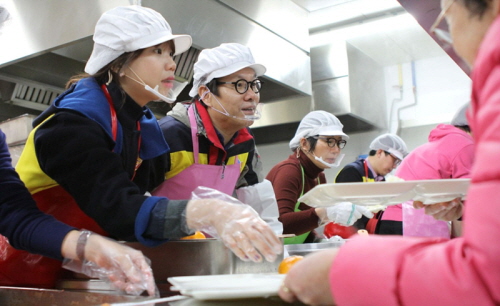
[15, 78, 187, 246]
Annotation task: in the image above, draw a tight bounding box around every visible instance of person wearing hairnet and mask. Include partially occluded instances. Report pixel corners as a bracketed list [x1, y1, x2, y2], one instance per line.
[4, 6, 281, 289]
[389, 103, 473, 238]
[151, 43, 282, 236]
[335, 133, 408, 235]
[266, 111, 373, 244]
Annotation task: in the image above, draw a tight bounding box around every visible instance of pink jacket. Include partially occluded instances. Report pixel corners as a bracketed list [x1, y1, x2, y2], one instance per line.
[330, 16, 500, 306]
[381, 124, 474, 221]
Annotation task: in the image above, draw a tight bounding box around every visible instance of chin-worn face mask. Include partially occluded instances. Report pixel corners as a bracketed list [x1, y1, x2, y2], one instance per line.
[313, 153, 345, 168]
[200, 89, 262, 121]
[124, 67, 187, 104]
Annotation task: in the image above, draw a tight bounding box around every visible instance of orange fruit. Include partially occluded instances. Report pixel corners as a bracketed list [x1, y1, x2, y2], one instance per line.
[180, 231, 206, 240]
[278, 255, 304, 274]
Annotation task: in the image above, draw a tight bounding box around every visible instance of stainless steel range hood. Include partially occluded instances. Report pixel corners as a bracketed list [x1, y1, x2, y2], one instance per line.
[0, 0, 433, 145]
[0, 0, 311, 98]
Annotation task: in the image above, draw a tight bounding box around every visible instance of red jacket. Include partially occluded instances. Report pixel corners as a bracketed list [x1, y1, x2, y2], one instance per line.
[329, 16, 500, 306]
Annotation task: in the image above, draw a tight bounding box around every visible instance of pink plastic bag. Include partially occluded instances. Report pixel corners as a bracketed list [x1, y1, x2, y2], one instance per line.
[402, 200, 451, 239]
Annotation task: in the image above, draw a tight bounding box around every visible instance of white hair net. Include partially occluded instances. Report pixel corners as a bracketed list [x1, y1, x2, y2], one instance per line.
[451, 103, 469, 126]
[289, 111, 348, 150]
[369, 133, 408, 160]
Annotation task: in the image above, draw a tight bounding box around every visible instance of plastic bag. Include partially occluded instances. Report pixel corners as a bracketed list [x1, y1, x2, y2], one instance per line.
[402, 200, 451, 238]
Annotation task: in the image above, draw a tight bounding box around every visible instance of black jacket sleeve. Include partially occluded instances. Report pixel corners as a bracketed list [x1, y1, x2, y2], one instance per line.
[0, 130, 73, 260]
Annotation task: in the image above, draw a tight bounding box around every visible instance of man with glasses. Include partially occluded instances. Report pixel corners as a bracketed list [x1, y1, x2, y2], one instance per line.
[151, 43, 282, 234]
[334, 133, 408, 235]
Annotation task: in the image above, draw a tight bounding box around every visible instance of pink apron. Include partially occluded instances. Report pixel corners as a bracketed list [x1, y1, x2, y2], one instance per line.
[152, 106, 241, 199]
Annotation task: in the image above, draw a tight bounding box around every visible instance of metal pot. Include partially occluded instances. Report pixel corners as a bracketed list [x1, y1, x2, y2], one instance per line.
[126, 239, 284, 281]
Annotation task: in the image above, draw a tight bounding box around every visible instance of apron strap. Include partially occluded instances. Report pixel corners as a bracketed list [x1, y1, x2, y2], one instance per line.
[187, 105, 239, 165]
[294, 165, 307, 211]
[188, 106, 200, 164]
[284, 165, 315, 245]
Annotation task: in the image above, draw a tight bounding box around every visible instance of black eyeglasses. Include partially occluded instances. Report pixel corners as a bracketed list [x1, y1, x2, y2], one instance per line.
[384, 151, 402, 166]
[313, 136, 347, 149]
[216, 79, 263, 94]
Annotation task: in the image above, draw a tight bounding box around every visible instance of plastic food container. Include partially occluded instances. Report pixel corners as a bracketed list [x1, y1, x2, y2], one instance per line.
[285, 240, 345, 256]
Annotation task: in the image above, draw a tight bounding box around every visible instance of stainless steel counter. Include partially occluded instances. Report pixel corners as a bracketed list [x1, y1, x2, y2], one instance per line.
[0, 287, 305, 306]
[0, 286, 144, 306]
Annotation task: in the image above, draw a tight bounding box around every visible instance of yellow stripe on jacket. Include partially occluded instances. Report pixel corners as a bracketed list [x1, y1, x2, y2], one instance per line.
[166, 151, 249, 180]
[16, 115, 59, 195]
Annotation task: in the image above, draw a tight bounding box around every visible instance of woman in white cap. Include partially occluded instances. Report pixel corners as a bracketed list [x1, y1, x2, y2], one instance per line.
[4, 6, 281, 289]
[266, 111, 373, 244]
[151, 43, 282, 238]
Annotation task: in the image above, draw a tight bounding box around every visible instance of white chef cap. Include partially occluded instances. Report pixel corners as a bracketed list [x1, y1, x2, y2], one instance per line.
[189, 43, 266, 97]
[85, 5, 192, 75]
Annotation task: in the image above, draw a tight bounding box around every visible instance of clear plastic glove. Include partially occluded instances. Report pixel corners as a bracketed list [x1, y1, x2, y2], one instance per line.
[63, 233, 157, 296]
[413, 197, 463, 221]
[186, 186, 283, 263]
[326, 202, 374, 226]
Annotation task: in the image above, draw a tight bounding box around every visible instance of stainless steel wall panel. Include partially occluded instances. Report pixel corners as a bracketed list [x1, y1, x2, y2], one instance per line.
[308, 37, 386, 130]
[218, 0, 309, 52]
[310, 41, 349, 82]
[312, 76, 351, 115]
[144, 0, 312, 96]
[251, 96, 313, 129]
[0, 0, 129, 67]
[347, 43, 387, 129]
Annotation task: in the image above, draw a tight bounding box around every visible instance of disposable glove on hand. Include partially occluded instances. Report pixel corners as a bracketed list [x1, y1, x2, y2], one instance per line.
[326, 202, 374, 226]
[414, 197, 463, 221]
[63, 233, 157, 296]
[187, 186, 283, 263]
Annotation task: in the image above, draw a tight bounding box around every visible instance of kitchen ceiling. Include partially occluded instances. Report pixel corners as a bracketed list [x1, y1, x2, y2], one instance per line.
[291, 0, 354, 12]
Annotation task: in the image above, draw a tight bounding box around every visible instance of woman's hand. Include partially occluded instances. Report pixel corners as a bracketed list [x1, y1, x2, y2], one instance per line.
[279, 248, 338, 305]
[413, 197, 463, 221]
[61, 231, 156, 296]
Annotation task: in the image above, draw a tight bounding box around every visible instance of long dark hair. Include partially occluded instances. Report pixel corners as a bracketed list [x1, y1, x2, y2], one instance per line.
[455, 125, 471, 133]
[64, 50, 143, 109]
[460, 0, 490, 17]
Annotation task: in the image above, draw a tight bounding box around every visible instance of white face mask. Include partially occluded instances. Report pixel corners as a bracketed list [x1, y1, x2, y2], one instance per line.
[313, 153, 345, 168]
[200, 90, 262, 121]
[124, 67, 187, 104]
